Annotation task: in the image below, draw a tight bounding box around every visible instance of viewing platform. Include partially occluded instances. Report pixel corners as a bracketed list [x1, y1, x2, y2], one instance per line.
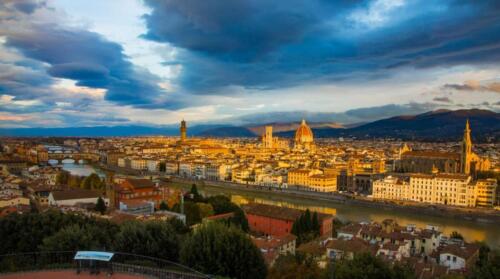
[0, 251, 209, 279]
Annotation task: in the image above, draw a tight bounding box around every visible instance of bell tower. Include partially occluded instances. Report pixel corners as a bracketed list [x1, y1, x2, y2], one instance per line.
[460, 119, 472, 174]
[180, 119, 187, 142]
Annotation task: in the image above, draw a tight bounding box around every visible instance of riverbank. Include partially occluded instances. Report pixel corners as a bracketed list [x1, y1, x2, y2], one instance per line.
[170, 178, 500, 224]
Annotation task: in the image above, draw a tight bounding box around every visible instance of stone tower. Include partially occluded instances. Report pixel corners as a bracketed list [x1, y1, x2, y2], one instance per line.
[263, 126, 273, 148]
[180, 119, 187, 142]
[460, 119, 472, 174]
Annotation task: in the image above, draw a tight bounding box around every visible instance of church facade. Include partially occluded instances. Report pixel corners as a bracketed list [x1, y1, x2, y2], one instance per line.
[396, 120, 490, 176]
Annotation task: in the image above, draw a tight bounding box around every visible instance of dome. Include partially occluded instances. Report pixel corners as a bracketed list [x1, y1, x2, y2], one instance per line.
[295, 119, 314, 143]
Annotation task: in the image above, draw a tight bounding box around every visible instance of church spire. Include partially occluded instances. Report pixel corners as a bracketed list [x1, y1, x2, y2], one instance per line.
[461, 119, 472, 174]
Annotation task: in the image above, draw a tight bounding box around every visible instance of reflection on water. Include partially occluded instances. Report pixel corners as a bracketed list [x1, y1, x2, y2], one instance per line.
[197, 186, 500, 249]
[48, 159, 104, 177]
[232, 195, 337, 215]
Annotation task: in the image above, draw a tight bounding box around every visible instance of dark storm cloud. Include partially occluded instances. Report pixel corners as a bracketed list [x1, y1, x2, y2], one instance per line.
[143, 0, 500, 93]
[10, 0, 44, 14]
[4, 26, 173, 108]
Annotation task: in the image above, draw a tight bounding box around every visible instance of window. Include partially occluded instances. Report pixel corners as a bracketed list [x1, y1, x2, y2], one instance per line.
[453, 256, 457, 262]
[447, 255, 450, 260]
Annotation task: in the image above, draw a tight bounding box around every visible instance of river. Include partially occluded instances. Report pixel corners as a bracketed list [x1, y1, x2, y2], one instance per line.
[48, 159, 105, 177]
[176, 183, 500, 249]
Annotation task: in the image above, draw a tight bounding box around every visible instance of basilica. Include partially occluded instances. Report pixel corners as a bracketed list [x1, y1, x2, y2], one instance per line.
[396, 120, 490, 176]
[294, 119, 315, 151]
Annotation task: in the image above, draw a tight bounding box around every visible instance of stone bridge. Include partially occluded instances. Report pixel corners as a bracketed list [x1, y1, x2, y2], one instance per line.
[47, 152, 100, 163]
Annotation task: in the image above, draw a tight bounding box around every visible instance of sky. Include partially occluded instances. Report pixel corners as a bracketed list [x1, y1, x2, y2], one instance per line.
[0, 0, 499, 128]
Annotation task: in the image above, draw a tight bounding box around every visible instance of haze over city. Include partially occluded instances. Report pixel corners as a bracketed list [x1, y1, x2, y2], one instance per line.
[0, 0, 499, 128]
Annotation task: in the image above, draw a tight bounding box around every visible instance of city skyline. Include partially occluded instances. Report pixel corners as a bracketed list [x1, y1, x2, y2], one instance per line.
[1, 0, 500, 128]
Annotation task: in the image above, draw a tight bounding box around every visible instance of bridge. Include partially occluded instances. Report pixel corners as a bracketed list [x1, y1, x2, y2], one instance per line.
[47, 152, 100, 164]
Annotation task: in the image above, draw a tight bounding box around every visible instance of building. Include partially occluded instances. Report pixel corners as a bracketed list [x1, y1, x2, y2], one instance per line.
[252, 234, 297, 266]
[48, 189, 108, 207]
[439, 243, 479, 270]
[0, 195, 30, 208]
[243, 203, 333, 237]
[474, 179, 497, 207]
[180, 119, 187, 142]
[294, 119, 314, 151]
[326, 238, 374, 260]
[115, 178, 164, 208]
[373, 173, 479, 207]
[119, 200, 155, 215]
[287, 169, 337, 192]
[262, 126, 273, 149]
[396, 120, 490, 175]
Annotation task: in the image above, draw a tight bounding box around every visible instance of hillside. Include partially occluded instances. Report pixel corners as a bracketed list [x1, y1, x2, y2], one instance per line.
[276, 109, 500, 141]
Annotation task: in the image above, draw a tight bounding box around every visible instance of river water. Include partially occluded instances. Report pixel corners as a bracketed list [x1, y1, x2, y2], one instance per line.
[189, 184, 500, 249]
[48, 160, 105, 177]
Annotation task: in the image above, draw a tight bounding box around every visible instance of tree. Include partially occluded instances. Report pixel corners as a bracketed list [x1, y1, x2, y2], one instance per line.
[95, 197, 107, 215]
[468, 246, 500, 279]
[40, 224, 101, 252]
[451, 231, 464, 240]
[113, 221, 180, 261]
[190, 184, 201, 199]
[196, 203, 214, 219]
[230, 208, 249, 232]
[332, 252, 394, 279]
[180, 222, 266, 279]
[55, 171, 70, 185]
[207, 195, 239, 214]
[312, 212, 320, 236]
[268, 254, 322, 279]
[184, 202, 202, 226]
[81, 173, 105, 190]
[159, 201, 169, 211]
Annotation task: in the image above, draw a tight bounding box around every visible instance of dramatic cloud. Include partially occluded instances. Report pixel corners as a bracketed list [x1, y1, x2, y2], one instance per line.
[1, 0, 499, 128]
[143, 0, 500, 93]
[443, 80, 500, 93]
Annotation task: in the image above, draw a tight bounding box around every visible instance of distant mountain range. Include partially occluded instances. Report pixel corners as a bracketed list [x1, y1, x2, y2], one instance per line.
[194, 109, 500, 141]
[1, 109, 499, 142]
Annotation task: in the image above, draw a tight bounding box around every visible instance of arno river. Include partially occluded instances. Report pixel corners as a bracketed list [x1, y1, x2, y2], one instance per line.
[54, 160, 500, 249]
[183, 183, 500, 249]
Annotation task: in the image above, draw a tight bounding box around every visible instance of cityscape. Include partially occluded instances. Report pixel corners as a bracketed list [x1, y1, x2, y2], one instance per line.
[1, 1, 500, 279]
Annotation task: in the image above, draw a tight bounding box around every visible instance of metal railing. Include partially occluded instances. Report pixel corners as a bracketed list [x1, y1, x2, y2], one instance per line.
[0, 251, 210, 279]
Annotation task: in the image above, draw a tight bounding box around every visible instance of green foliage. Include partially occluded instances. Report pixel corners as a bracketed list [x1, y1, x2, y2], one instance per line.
[55, 170, 70, 185]
[332, 252, 395, 279]
[450, 231, 464, 240]
[184, 201, 202, 226]
[95, 197, 107, 214]
[468, 248, 500, 279]
[189, 184, 203, 201]
[167, 217, 191, 235]
[291, 210, 321, 244]
[268, 254, 323, 279]
[159, 201, 169, 211]
[80, 173, 105, 190]
[113, 221, 180, 261]
[206, 195, 239, 214]
[180, 222, 266, 279]
[40, 224, 102, 251]
[0, 210, 118, 254]
[230, 208, 249, 232]
[196, 202, 214, 219]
